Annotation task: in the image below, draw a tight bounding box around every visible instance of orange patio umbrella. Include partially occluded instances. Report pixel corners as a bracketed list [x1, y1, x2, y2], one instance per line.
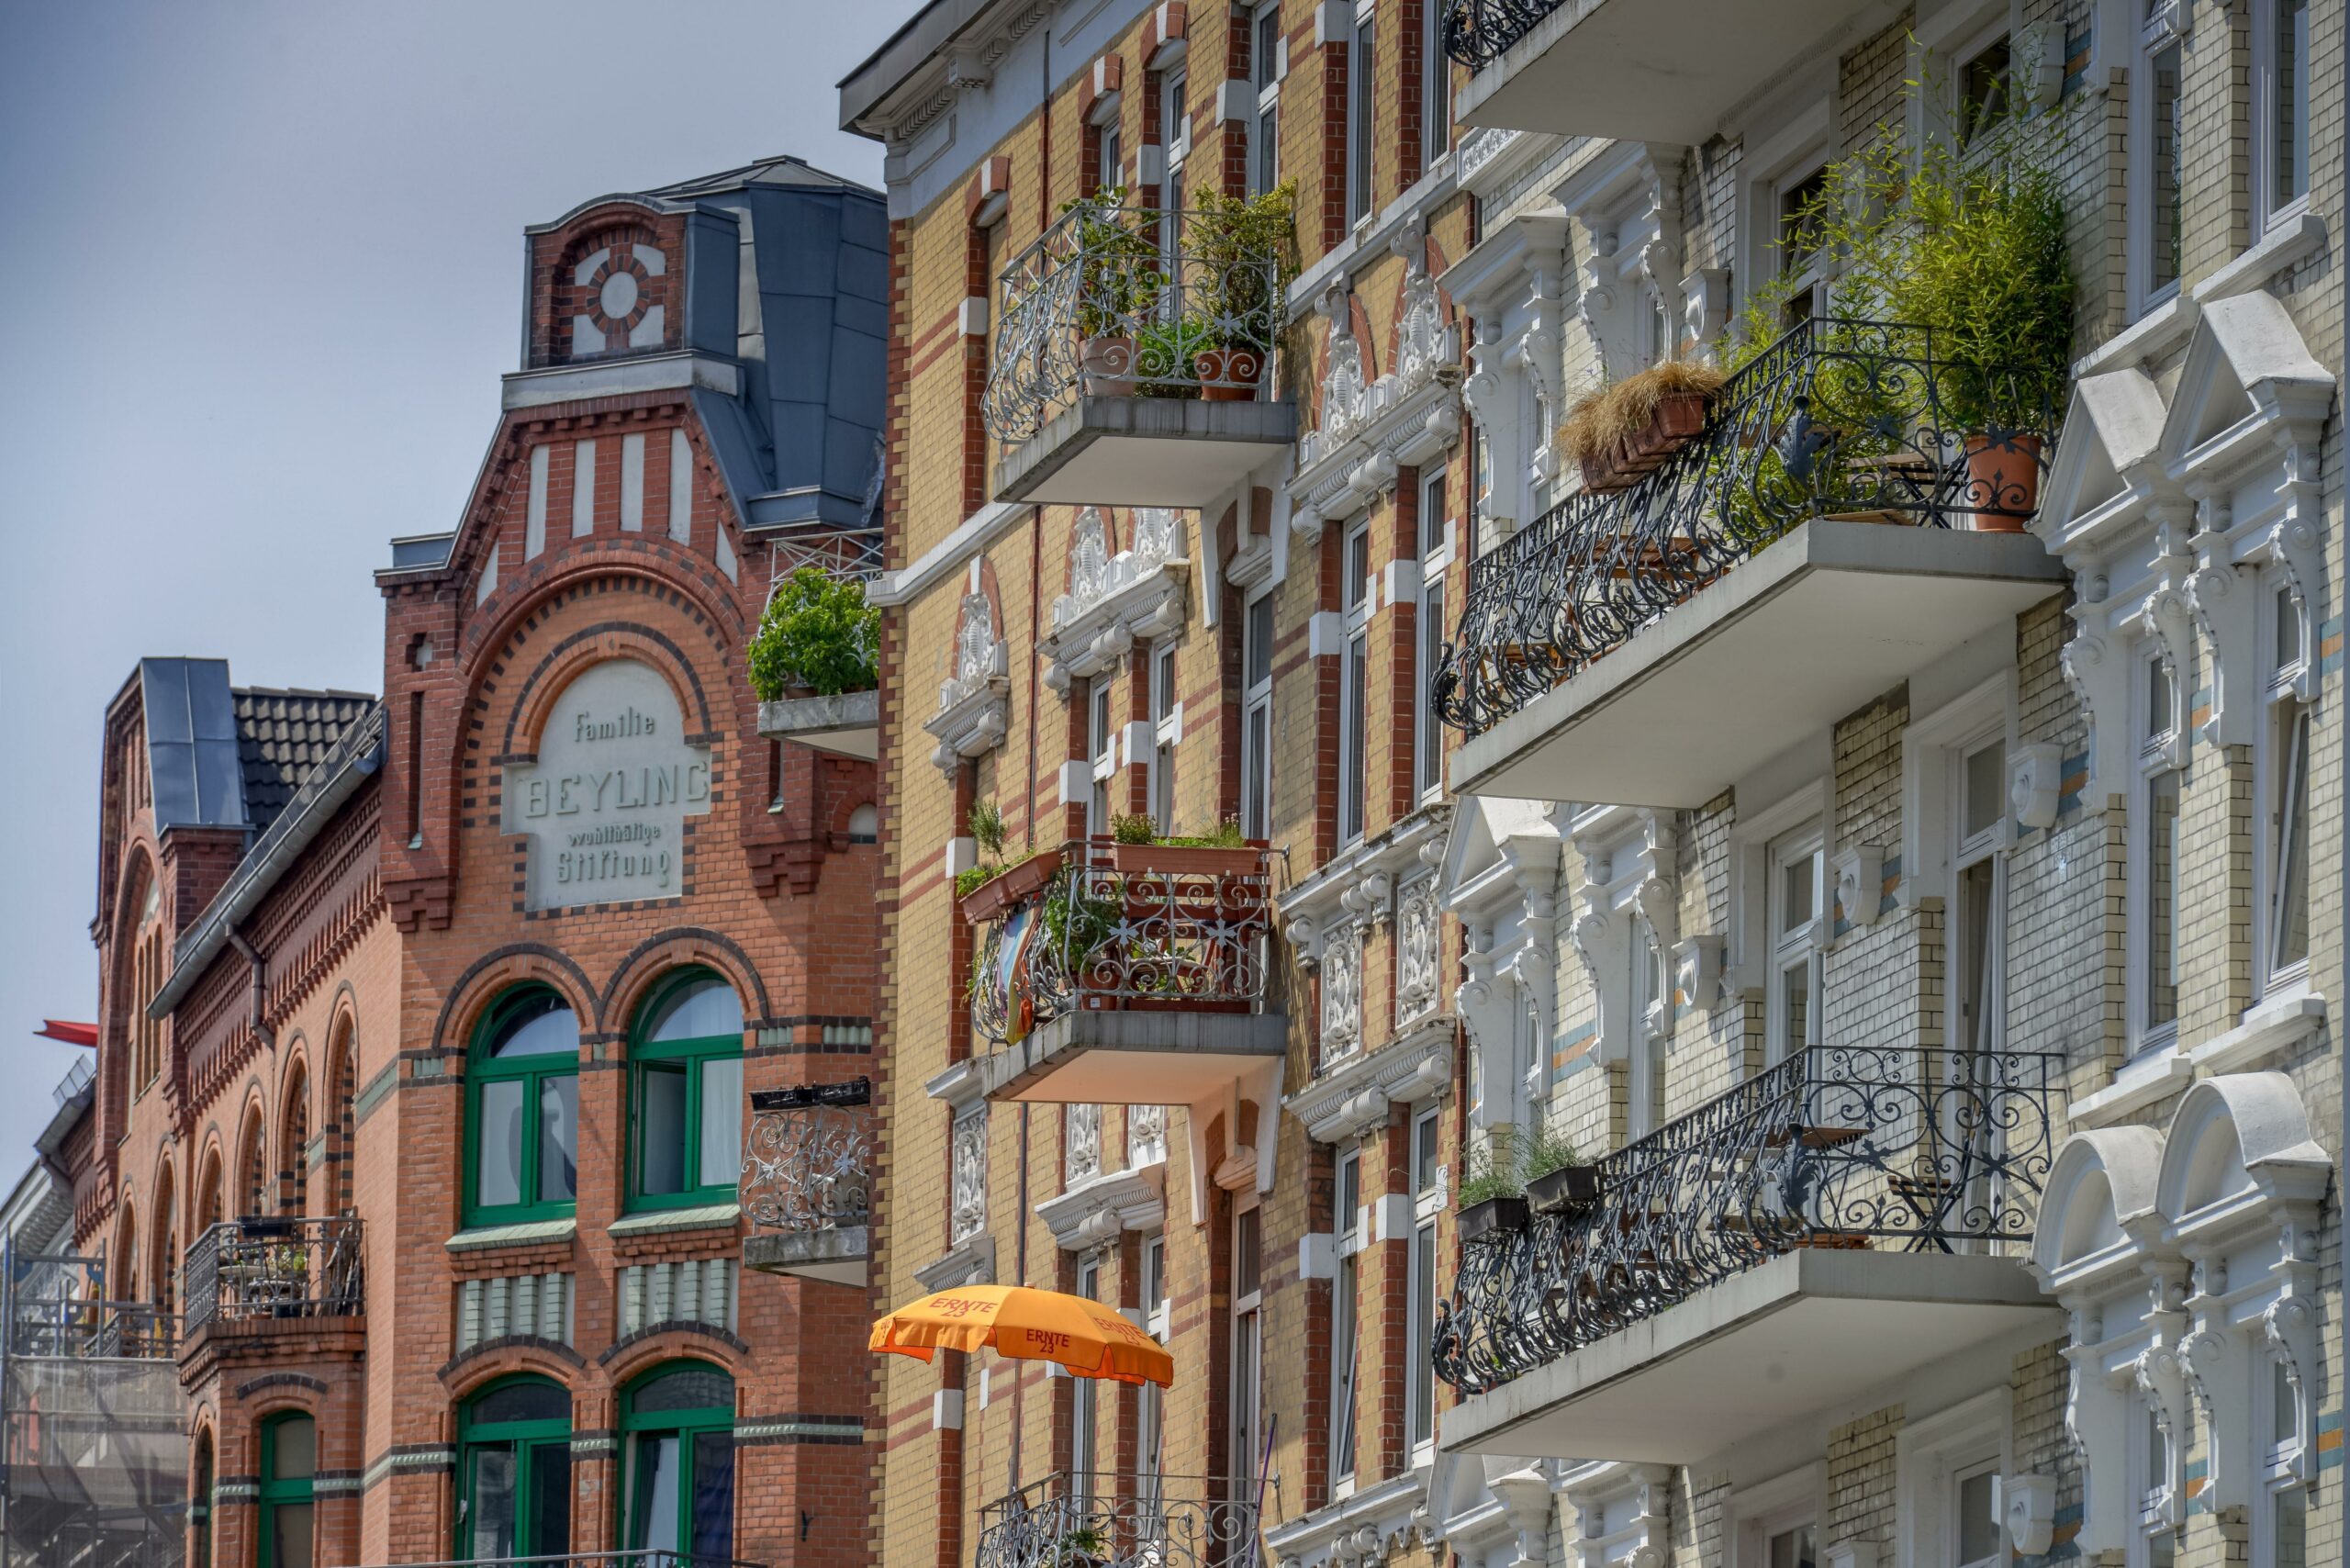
[869, 1283, 1176, 1387]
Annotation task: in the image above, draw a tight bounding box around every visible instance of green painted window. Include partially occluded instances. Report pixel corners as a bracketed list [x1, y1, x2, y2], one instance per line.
[458, 1375, 573, 1561]
[627, 972, 745, 1211]
[621, 1361, 736, 1558]
[257, 1413, 316, 1568]
[467, 988, 581, 1226]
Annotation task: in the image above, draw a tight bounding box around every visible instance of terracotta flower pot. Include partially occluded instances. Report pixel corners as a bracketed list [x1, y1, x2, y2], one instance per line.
[1081, 335, 1138, 397]
[1578, 392, 1714, 491]
[1964, 433, 2042, 530]
[1195, 345, 1264, 400]
[957, 848, 1067, 926]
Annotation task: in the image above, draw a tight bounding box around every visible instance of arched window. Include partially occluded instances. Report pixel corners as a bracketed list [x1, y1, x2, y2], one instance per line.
[258, 1412, 316, 1568]
[130, 873, 164, 1089]
[459, 1376, 572, 1561]
[191, 1428, 215, 1568]
[150, 1163, 177, 1323]
[278, 1061, 310, 1215]
[236, 1109, 267, 1219]
[628, 972, 744, 1211]
[327, 1022, 358, 1214]
[468, 988, 580, 1226]
[621, 1361, 735, 1557]
[115, 1204, 140, 1305]
[196, 1148, 224, 1234]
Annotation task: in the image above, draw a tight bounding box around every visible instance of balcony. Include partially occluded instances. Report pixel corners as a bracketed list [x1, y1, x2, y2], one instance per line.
[741, 1080, 873, 1286]
[364, 1553, 766, 1567]
[754, 527, 883, 760]
[976, 1473, 1260, 1568]
[6, 1261, 176, 1361]
[1442, 0, 1873, 140]
[1437, 319, 2065, 807]
[180, 1215, 363, 1357]
[1432, 1044, 2061, 1464]
[983, 201, 1296, 509]
[968, 840, 1285, 1106]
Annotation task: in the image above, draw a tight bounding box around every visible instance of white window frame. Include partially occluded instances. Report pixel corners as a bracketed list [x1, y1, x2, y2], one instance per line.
[2255, 572, 2312, 998]
[1071, 1253, 1103, 1477]
[1345, 0, 1377, 230]
[1331, 1146, 1362, 1492]
[1137, 1233, 1169, 1489]
[1340, 519, 1372, 845]
[1727, 1464, 1825, 1568]
[1151, 642, 1181, 834]
[1241, 590, 1275, 839]
[1090, 678, 1118, 837]
[1628, 915, 1664, 1136]
[1249, 3, 1283, 197]
[1419, 0, 1449, 173]
[1160, 65, 1190, 308]
[1406, 1105, 1442, 1462]
[1895, 1388, 2014, 1568]
[1232, 1193, 1265, 1488]
[2128, 6, 2186, 316]
[2252, 0, 2312, 231]
[2129, 1391, 2180, 1568]
[1416, 465, 1453, 805]
[2128, 647, 2184, 1055]
[1949, 728, 2010, 1061]
[1734, 68, 1832, 333]
[1764, 823, 1826, 1068]
[1095, 105, 1125, 196]
[2254, 1351, 2310, 1568]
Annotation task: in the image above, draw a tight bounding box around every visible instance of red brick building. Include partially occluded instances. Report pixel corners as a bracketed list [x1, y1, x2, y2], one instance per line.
[27, 155, 891, 1568]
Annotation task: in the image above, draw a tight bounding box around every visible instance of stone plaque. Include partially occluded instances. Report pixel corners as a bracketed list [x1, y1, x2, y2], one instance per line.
[504, 658, 711, 911]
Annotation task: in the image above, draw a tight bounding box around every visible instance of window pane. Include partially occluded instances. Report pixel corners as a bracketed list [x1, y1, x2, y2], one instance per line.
[1236, 1205, 1261, 1296]
[699, 1055, 745, 1189]
[1767, 1526, 1817, 1568]
[1961, 37, 2010, 144]
[2277, 0, 2309, 206]
[539, 1074, 578, 1204]
[632, 1366, 735, 1415]
[2272, 709, 2310, 970]
[272, 1417, 316, 1480]
[1346, 529, 1371, 610]
[1414, 1114, 1439, 1194]
[2147, 658, 2175, 740]
[1343, 636, 1367, 838]
[2151, 43, 2183, 290]
[2148, 1529, 2177, 1568]
[2275, 1484, 2307, 1568]
[1778, 959, 1810, 1055]
[1410, 1222, 1435, 1446]
[530, 1441, 573, 1555]
[691, 1429, 737, 1560]
[1420, 579, 1446, 799]
[1256, 6, 1281, 89]
[478, 1081, 525, 1208]
[1957, 1468, 1999, 1565]
[472, 1379, 567, 1428]
[1243, 704, 1270, 838]
[1965, 741, 2007, 840]
[1780, 855, 1815, 931]
[1348, 19, 1374, 224]
[489, 992, 579, 1059]
[467, 1445, 519, 1560]
[639, 1064, 688, 1195]
[644, 976, 742, 1044]
[1247, 596, 1273, 687]
[1332, 1257, 1357, 1480]
[2276, 586, 2303, 666]
[630, 1433, 682, 1551]
[2148, 771, 2181, 1028]
[2273, 1359, 2299, 1446]
[1338, 1154, 1360, 1231]
[271, 1504, 315, 1568]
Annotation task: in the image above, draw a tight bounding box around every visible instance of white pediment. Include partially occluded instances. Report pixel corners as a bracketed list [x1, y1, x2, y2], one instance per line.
[2155, 1071, 2330, 1228]
[2159, 292, 2333, 471]
[2031, 1123, 2166, 1292]
[2037, 368, 2169, 553]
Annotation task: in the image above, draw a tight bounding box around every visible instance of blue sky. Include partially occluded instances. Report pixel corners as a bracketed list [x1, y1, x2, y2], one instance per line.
[0, 2, 898, 1170]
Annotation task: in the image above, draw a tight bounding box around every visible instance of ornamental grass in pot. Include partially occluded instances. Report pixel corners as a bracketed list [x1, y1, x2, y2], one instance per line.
[1455, 1137, 1528, 1241]
[1521, 1125, 1600, 1216]
[1561, 358, 1726, 493]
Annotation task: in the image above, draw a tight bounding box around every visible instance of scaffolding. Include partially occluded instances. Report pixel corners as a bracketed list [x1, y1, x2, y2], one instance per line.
[0, 1242, 186, 1568]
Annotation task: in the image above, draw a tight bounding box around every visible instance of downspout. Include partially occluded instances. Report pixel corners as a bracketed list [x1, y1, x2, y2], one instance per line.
[224, 926, 274, 1050]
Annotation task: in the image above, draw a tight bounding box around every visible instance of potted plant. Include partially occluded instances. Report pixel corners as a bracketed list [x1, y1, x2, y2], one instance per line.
[749, 567, 880, 700]
[1521, 1125, 1599, 1217]
[1184, 183, 1296, 399]
[1455, 1136, 1528, 1242]
[955, 801, 1063, 924]
[1053, 1525, 1111, 1568]
[1560, 359, 1726, 493]
[1069, 192, 1157, 397]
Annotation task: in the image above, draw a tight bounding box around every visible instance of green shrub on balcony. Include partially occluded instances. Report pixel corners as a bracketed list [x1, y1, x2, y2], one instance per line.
[749, 568, 879, 700]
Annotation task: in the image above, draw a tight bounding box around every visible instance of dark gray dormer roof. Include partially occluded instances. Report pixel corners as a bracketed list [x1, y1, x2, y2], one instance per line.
[139, 658, 248, 833]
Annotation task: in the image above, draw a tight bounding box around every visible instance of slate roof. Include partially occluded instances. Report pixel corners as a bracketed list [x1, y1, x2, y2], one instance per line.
[231, 687, 377, 838]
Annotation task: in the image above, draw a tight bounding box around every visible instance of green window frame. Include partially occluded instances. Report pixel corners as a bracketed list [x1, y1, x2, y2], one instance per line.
[465, 987, 582, 1227]
[457, 1374, 573, 1561]
[620, 1361, 737, 1559]
[257, 1412, 316, 1568]
[626, 970, 746, 1212]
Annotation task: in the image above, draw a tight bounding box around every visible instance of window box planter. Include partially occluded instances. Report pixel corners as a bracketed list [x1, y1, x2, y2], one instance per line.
[1101, 842, 1270, 879]
[1457, 1195, 1529, 1242]
[1526, 1162, 1601, 1217]
[958, 849, 1067, 926]
[1579, 391, 1711, 492]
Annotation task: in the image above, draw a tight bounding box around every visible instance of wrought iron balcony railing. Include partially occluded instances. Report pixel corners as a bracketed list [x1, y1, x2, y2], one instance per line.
[1439, 0, 1566, 67]
[742, 1080, 873, 1235]
[7, 1296, 177, 1360]
[363, 1552, 766, 1568]
[181, 1215, 364, 1332]
[983, 201, 1286, 445]
[977, 1473, 1261, 1568]
[968, 841, 1275, 1050]
[1433, 318, 2057, 736]
[1431, 1042, 2060, 1397]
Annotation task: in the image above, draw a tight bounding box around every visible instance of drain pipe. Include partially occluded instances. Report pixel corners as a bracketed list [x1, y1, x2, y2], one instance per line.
[224, 926, 274, 1050]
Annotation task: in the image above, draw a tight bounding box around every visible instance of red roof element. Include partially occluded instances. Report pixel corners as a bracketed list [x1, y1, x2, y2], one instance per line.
[34, 1021, 97, 1047]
